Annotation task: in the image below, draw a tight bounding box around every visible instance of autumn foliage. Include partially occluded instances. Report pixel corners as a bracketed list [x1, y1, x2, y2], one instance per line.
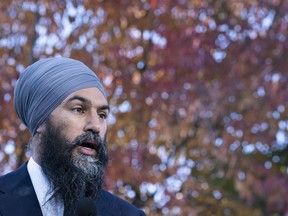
[0, 0, 288, 215]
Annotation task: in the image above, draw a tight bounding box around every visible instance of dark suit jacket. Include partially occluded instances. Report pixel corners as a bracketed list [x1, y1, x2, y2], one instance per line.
[0, 162, 145, 216]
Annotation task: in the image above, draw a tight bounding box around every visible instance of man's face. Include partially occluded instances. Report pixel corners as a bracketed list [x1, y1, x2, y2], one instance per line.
[47, 87, 109, 161]
[35, 87, 110, 213]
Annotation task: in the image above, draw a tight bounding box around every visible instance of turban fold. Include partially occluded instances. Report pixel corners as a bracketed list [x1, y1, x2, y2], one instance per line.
[14, 57, 106, 136]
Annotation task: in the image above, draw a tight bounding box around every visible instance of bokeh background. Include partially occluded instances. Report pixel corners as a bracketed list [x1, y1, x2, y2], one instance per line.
[0, 0, 288, 215]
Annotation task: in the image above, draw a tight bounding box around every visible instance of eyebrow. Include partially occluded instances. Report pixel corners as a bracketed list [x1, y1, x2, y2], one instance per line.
[65, 95, 110, 112]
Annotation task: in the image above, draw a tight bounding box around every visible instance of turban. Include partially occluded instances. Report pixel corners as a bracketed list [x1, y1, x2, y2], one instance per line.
[14, 57, 106, 136]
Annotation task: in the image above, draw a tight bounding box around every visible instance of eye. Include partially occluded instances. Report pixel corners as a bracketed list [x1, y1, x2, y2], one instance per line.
[72, 107, 85, 114]
[99, 112, 108, 119]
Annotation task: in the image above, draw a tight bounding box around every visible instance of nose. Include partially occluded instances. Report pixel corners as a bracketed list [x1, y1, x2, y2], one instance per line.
[83, 112, 100, 133]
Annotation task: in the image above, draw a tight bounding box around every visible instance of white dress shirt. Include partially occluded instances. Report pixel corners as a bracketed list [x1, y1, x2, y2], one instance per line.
[27, 157, 64, 216]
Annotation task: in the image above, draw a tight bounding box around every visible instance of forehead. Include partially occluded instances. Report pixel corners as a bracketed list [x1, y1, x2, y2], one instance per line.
[63, 87, 108, 106]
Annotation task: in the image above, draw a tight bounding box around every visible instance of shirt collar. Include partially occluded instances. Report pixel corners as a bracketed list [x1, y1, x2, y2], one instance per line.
[27, 157, 64, 216]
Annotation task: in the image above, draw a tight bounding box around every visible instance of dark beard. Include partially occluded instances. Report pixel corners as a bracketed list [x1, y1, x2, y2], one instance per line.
[39, 118, 109, 216]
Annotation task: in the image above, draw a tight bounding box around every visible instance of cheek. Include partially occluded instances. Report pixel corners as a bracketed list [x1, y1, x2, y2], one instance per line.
[66, 129, 84, 142]
[99, 125, 107, 139]
[57, 123, 83, 143]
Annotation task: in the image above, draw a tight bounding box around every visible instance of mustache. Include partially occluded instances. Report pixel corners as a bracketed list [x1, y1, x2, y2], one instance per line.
[70, 132, 104, 150]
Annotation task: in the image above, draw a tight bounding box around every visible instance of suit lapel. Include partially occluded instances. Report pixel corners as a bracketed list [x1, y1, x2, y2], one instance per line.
[0, 163, 43, 216]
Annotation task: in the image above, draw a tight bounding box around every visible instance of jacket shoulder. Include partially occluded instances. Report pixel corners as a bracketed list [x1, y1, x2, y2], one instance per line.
[0, 162, 30, 194]
[98, 189, 146, 216]
[0, 162, 42, 216]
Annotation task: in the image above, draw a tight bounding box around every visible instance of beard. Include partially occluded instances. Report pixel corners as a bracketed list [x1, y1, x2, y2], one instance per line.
[38, 118, 109, 216]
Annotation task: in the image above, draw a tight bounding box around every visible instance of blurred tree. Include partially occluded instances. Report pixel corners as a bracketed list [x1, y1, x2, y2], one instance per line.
[0, 0, 287, 215]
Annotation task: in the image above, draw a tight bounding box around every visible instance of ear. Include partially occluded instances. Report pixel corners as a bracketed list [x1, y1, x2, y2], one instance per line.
[36, 123, 46, 134]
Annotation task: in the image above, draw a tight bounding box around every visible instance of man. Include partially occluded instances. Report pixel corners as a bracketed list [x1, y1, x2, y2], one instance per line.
[0, 57, 146, 216]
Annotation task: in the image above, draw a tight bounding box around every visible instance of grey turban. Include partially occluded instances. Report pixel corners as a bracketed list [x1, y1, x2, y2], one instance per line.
[14, 57, 106, 136]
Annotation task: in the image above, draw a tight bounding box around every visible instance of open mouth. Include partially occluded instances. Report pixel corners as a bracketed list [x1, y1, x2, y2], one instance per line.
[78, 141, 98, 156]
[81, 142, 97, 150]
